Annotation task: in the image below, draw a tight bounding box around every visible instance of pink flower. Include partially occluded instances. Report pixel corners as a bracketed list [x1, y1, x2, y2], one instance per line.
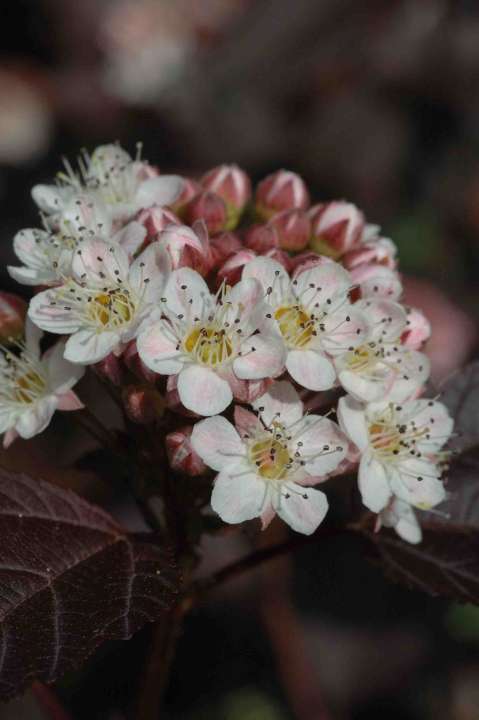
[191, 381, 348, 534]
[309, 201, 365, 258]
[200, 164, 251, 213]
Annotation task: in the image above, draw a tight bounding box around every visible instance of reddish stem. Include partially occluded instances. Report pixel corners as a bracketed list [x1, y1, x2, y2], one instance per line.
[31, 681, 73, 720]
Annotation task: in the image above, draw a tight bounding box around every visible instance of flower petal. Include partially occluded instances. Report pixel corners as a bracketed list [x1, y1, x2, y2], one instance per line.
[177, 364, 232, 416]
[358, 454, 392, 512]
[64, 329, 121, 364]
[46, 340, 85, 392]
[137, 320, 184, 375]
[252, 380, 303, 427]
[191, 416, 245, 471]
[211, 465, 266, 524]
[15, 396, 58, 439]
[337, 395, 369, 451]
[356, 298, 407, 342]
[164, 267, 211, 319]
[136, 175, 184, 209]
[393, 458, 445, 509]
[242, 256, 289, 306]
[321, 306, 369, 356]
[294, 261, 351, 310]
[286, 349, 336, 391]
[113, 221, 147, 259]
[28, 289, 82, 335]
[276, 483, 328, 535]
[129, 241, 171, 302]
[295, 415, 348, 476]
[72, 239, 130, 286]
[234, 333, 286, 380]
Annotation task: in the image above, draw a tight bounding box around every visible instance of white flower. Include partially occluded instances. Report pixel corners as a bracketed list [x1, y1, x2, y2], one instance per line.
[137, 267, 285, 416]
[334, 298, 430, 403]
[32, 144, 183, 223]
[378, 497, 422, 544]
[8, 193, 146, 286]
[338, 395, 453, 514]
[191, 381, 348, 534]
[0, 320, 84, 447]
[28, 238, 170, 364]
[242, 256, 368, 391]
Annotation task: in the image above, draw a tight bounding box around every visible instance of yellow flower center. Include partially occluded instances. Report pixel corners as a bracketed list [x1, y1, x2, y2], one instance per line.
[91, 291, 134, 328]
[249, 433, 291, 480]
[184, 326, 234, 367]
[14, 370, 46, 404]
[274, 305, 313, 348]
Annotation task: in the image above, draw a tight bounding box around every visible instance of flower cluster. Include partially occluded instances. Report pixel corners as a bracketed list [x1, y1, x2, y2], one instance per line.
[5, 144, 453, 542]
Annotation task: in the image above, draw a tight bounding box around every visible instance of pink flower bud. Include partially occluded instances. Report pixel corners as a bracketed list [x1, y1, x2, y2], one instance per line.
[136, 206, 181, 244]
[343, 237, 397, 271]
[158, 222, 212, 274]
[166, 425, 207, 476]
[123, 341, 157, 383]
[201, 164, 251, 212]
[122, 384, 165, 424]
[185, 191, 229, 235]
[255, 170, 310, 220]
[209, 231, 243, 267]
[309, 201, 365, 258]
[217, 248, 257, 286]
[93, 352, 124, 386]
[171, 177, 201, 217]
[401, 307, 431, 350]
[244, 223, 279, 253]
[269, 209, 311, 251]
[0, 291, 27, 342]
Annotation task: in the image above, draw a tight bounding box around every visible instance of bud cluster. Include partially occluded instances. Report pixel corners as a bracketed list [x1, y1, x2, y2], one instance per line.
[3, 144, 453, 543]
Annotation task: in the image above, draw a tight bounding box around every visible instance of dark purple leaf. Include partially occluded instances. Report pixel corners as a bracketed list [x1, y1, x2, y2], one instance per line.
[0, 468, 179, 700]
[362, 522, 479, 604]
[440, 361, 479, 453]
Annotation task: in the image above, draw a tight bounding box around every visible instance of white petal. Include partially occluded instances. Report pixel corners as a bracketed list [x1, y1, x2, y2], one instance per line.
[337, 395, 369, 450]
[242, 256, 289, 306]
[336, 364, 394, 403]
[177, 365, 232, 416]
[294, 262, 351, 310]
[13, 229, 51, 269]
[356, 298, 407, 342]
[137, 320, 183, 375]
[25, 318, 43, 358]
[286, 349, 336, 391]
[211, 465, 266, 524]
[191, 416, 245, 471]
[31, 184, 70, 213]
[321, 306, 369, 356]
[15, 396, 58, 439]
[8, 265, 56, 286]
[46, 340, 85, 393]
[136, 175, 183, 209]
[358, 454, 392, 512]
[403, 399, 453, 453]
[72, 239, 129, 286]
[113, 221, 147, 258]
[252, 380, 303, 427]
[234, 333, 286, 380]
[28, 290, 81, 334]
[129, 241, 171, 302]
[383, 350, 430, 403]
[296, 416, 347, 476]
[276, 484, 328, 535]
[393, 458, 445, 510]
[64, 329, 120, 364]
[164, 267, 211, 319]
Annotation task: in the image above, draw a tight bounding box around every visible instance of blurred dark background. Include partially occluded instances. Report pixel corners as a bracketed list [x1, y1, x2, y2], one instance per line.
[2, 1, 479, 718]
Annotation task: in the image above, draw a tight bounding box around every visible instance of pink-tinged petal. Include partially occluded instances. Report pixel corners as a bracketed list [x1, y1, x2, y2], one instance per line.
[392, 459, 445, 509]
[356, 298, 407, 342]
[129, 241, 171, 302]
[401, 307, 431, 349]
[351, 265, 402, 300]
[234, 334, 286, 381]
[286, 349, 336, 392]
[383, 350, 430, 403]
[16, 396, 58, 439]
[358, 454, 392, 512]
[228, 277, 263, 324]
[159, 224, 205, 268]
[113, 221, 147, 259]
[242, 256, 289, 305]
[337, 396, 369, 451]
[294, 261, 352, 310]
[13, 229, 51, 269]
[381, 498, 422, 544]
[404, 399, 453, 453]
[137, 320, 183, 375]
[211, 465, 267, 524]
[3, 428, 19, 449]
[253, 380, 303, 427]
[178, 365, 232, 416]
[260, 503, 276, 530]
[321, 306, 369, 356]
[164, 267, 211, 319]
[234, 405, 262, 440]
[191, 416, 245, 471]
[8, 265, 56, 286]
[136, 175, 183, 209]
[337, 365, 395, 404]
[72, 239, 129, 286]
[276, 484, 328, 535]
[46, 339, 85, 392]
[64, 329, 120, 364]
[28, 289, 81, 335]
[296, 416, 348, 476]
[217, 249, 257, 286]
[56, 390, 84, 411]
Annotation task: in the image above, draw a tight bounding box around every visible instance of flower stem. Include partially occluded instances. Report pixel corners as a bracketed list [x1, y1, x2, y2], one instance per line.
[31, 681, 73, 720]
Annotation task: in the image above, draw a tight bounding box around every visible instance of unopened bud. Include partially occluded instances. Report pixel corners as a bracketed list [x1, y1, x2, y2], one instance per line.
[123, 384, 165, 424]
[343, 237, 397, 271]
[244, 223, 279, 253]
[0, 291, 27, 343]
[166, 425, 207, 476]
[269, 209, 311, 251]
[123, 340, 158, 383]
[401, 307, 431, 350]
[201, 164, 251, 219]
[185, 191, 229, 235]
[93, 352, 124, 386]
[171, 177, 202, 217]
[309, 201, 364, 258]
[217, 248, 257, 286]
[209, 231, 243, 267]
[255, 170, 310, 220]
[158, 223, 211, 273]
